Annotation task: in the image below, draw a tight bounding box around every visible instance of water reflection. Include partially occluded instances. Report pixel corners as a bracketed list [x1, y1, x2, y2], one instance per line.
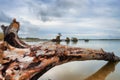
[55, 41, 61, 44]
[85, 61, 119, 80]
[53, 40, 78, 45]
[84, 39, 89, 42]
[65, 40, 70, 45]
[27, 40, 120, 80]
[71, 40, 78, 44]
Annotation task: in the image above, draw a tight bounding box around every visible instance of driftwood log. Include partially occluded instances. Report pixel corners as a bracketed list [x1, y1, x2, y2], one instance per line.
[0, 19, 120, 80]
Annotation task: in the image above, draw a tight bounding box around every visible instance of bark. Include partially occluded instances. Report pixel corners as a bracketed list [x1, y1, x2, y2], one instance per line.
[0, 19, 120, 80]
[1, 19, 29, 48]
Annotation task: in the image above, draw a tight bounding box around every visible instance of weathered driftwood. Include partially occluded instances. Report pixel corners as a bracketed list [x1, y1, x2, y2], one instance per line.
[0, 19, 120, 80]
[1, 18, 29, 48]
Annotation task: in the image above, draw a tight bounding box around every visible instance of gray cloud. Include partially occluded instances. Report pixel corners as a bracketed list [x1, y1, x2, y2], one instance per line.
[26, 0, 120, 22]
[26, 0, 90, 21]
[0, 0, 120, 39]
[0, 11, 12, 23]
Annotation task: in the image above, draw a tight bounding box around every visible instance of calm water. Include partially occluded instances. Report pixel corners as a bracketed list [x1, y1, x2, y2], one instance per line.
[27, 40, 120, 80]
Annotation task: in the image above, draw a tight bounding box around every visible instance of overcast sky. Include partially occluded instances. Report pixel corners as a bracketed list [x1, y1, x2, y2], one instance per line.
[0, 0, 120, 39]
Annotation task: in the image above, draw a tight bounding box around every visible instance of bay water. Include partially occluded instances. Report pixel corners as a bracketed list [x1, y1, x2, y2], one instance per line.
[27, 40, 120, 80]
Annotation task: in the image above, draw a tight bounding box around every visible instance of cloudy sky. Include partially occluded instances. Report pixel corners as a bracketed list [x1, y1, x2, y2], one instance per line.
[0, 0, 120, 39]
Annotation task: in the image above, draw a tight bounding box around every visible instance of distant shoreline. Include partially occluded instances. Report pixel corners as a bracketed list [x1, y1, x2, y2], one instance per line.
[1, 32, 120, 41]
[21, 37, 120, 42]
